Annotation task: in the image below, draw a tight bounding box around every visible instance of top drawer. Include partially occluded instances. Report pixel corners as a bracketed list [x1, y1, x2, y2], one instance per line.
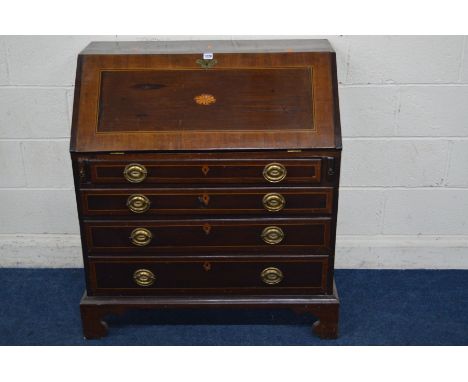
[79, 158, 324, 186]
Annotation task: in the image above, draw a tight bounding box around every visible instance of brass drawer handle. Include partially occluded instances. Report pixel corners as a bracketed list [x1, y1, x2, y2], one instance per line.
[130, 228, 152, 246]
[133, 269, 156, 287]
[123, 163, 147, 183]
[127, 194, 151, 213]
[262, 193, 285, 212]
[261, 267, 283, 285]
[263, 162, 287, 183]
[261, 226, 284, 245]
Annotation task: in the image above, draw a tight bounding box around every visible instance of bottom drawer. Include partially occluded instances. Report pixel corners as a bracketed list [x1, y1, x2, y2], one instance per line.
[88, 258, 328, 296]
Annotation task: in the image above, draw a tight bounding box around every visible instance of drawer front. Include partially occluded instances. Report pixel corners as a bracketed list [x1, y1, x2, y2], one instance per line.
[88, 258, 328, 295]
[81, 188, 333, 216]
[86, 158, 322, 186]
[84, 219, 331, 254]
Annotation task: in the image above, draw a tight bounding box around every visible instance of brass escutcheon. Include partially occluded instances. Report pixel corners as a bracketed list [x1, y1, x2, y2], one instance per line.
[262, 193, 286, 212]
[127, 194, 151, 213]
[199, 193, 210, 207]
[261, 226, 284, 245]
[202, 223, 211, 235]
[203, 261, 211, 271]
[263, 163, 287, 183]
[130, 228, 153, 247]
[79, 165, 86, 180]
[261, 267, 283, 285]
[201, 165, 210, 175]
[133, 269, 156, 287]
[196, 58, 218, 69]
[123, 163, 147, 183]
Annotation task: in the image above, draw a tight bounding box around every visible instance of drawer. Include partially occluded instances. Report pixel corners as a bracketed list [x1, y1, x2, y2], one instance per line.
[83, 218, 332, 254]
[80, 188, 333, 216]
[82, 158, 323, 186]
[88, 257, 328, 296]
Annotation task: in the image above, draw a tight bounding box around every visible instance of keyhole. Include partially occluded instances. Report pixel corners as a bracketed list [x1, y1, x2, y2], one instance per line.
[203, 261, 211, 271]
[201, 165, 210, 176]
[202, 223, 211, 235]
[199, 193, 210, 207]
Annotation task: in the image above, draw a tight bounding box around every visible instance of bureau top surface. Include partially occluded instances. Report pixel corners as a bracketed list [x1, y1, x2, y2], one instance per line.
[80, 39, 334, 55]
[71, 40, 341, 152]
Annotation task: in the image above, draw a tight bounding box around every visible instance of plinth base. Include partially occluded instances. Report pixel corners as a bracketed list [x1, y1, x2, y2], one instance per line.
[80, 282, 339, 340]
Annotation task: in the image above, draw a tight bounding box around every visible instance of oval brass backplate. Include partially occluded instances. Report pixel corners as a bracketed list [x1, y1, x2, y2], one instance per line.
[130, 228, 153, 246]
[261, 267, 283, 285]
[127, 194, 151, 213]
[123, 163, 147, 183]
[133, 269, 156, 287]
[261, 226, 284, 245]
[263, 163, 287, 183]
[262, 193, 286, 212]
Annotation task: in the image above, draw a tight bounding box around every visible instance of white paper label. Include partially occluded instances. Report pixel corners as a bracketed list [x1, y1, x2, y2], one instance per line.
[203, 52, 214, 60]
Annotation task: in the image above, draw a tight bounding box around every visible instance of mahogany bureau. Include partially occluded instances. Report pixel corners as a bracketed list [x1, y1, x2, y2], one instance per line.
[70, 39, 342, 339]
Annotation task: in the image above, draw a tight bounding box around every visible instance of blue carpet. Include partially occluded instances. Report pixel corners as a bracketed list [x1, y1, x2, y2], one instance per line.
[0, 269, 466, 345]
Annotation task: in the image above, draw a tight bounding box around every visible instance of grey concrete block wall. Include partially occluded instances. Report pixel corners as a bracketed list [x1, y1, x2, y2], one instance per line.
[0, 35, 467, 268]
[343, 36, 464, 84]
[0, 88, 70, 138]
